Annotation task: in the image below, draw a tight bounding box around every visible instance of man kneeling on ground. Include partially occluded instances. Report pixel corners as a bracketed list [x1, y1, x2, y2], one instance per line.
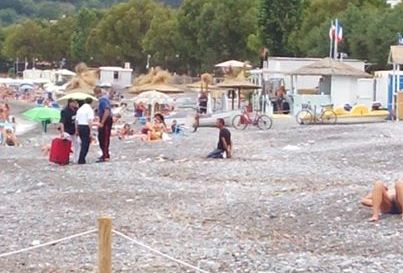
[207, 118, 232, 158]
[361, 180, 403, 221]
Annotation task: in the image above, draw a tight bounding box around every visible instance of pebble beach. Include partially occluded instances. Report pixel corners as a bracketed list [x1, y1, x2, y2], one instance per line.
[1, 105, 403, 273]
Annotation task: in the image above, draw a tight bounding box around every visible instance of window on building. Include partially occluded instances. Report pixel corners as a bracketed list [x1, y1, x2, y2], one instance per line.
[113, 71, 119, 79]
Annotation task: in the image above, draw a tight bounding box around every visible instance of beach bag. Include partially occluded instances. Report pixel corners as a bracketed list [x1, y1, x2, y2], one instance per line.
[49, 138, 71, 165]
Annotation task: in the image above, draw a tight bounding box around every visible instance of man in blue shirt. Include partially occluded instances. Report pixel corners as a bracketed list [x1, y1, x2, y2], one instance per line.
[94, 87, 113, 162]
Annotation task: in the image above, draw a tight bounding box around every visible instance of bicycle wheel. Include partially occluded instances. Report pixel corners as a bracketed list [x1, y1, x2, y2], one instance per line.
[320, 110, 337, 124]
[257, 115, 273, 130]
[296, 110, 313, 125]
[232, 115, 248, 130]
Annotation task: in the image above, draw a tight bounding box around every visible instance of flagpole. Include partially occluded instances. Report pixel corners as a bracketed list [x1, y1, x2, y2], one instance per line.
[334, 19, 338, 60]
[329, 20, 334, 58]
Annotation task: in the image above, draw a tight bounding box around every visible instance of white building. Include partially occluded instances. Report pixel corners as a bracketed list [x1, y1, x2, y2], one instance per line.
[289, 58, 370, 113]
[99, 64, 133, 89]
[23, 69, 75, 85]
[249, 57, 367, 113]
[250, 57, 365, 92]
[387, 0, 401, 7]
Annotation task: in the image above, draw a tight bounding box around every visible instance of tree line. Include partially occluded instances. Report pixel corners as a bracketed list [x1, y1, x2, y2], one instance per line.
[0, 0, 401, 75]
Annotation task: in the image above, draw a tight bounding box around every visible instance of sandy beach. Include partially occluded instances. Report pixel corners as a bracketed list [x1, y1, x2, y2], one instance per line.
[1, 112, 403, 272]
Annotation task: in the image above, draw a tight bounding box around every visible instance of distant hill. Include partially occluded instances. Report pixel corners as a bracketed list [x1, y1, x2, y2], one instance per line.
[0, 0, 182, 26]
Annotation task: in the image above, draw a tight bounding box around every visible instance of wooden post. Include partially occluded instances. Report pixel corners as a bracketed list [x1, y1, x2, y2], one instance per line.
[98, 216, 112, 273]
[238, 88, 241, 109]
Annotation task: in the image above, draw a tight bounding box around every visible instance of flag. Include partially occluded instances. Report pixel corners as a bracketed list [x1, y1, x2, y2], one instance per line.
[329, 21, 335, 40]
[335, 21, 343, 43]
[398, 33, 403, 45]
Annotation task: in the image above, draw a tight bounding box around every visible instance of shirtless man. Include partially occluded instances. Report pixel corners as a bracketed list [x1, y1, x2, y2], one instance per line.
[361, 180, 403, 221]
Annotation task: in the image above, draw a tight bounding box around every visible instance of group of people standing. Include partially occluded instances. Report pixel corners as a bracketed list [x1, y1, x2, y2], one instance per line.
[59, 88, 112, 164]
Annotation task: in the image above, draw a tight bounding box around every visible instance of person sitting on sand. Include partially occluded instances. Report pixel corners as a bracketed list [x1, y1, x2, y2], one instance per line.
[118, 123, 134, 140]
[3, 128, 20, 146]
[142, 113, 167, 141]
[361, 180, 403, 221]
[207, 118, 232, 159]
[171, 120, 178, 134]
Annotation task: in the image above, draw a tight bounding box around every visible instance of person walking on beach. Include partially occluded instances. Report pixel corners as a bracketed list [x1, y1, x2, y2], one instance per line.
[94, 88, 113, 162]
[198, 91, 208, 114]
[59, 99, 79, 163]
[361, 180, 403, 222]
[76, 97, 94, 164]
[207, 118, 232, 158]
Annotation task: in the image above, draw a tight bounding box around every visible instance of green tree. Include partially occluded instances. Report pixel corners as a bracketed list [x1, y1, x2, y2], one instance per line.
[177, 0, 259, 72]
[70, 8, 101, 63]
[294, 0, 387, 57]
[86, 0, 162, 69]
[364, 4, 403, 68]
[142, 8, 181, 71]
[258, 0, 304, 56]
[2, 20, 47, 60]
[41, 17, 76, 63]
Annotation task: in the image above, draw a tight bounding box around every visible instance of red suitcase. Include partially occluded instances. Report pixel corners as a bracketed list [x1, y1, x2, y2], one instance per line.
[49, 138, 71, 165]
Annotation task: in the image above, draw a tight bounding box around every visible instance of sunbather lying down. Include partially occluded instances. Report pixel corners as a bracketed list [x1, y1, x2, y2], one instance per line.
[361, 180, 403, 222]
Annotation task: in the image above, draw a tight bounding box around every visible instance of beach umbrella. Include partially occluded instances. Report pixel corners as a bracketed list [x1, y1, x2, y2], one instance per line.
[134, 90, 173, 105]
[20, 84, 34, 90]
[130, 83, 183, 94]
[23, 106, 61, 123]
[58, 92, 98, 104]
[65, 87, 94, 95]
[134, 91, 174, 117]
[215, 60, 252, 68]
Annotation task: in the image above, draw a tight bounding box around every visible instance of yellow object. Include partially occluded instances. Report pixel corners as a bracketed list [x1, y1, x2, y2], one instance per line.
[333, 106, 348, 115]
[351, 104, 369, 115]
[332, 104, 389, 124]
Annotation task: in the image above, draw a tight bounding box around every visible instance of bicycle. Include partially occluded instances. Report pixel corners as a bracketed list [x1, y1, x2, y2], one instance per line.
[232, 108, 273, 130]
[296, 103, 337, 125]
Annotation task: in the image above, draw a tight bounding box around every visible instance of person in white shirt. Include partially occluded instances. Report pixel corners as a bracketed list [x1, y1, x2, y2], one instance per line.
[75, 98, 94, 164]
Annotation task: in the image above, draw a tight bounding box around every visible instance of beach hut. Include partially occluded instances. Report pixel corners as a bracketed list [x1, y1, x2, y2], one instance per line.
[99, 64, 133, 89]
[290, 58, 371, 113]
[387, 45, 403, 119]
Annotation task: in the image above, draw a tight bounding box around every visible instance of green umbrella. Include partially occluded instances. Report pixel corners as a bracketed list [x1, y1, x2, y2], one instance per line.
[23, 107, 61, 133]
[23, 107, 61, 123]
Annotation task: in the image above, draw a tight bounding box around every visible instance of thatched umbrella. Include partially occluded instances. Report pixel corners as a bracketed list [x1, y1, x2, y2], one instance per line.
[290, 57, 371, 77]
[130, 67, 184, 94]
[217, 79, 261, 110]
[130, 83, 183, 94]
[65, 63, 99, 94]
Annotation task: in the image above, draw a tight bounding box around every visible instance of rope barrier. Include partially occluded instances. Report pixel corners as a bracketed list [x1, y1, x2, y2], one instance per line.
[112, 230, 212, 273]
[0, 229, 97, 258]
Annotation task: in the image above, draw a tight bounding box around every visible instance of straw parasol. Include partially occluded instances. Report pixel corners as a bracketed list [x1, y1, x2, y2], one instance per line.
[65, 63, 99, 94]
[187, 73, 219, 91]
[217, 68, 260, 110]
[130, 67, 184, 94]
[290, 58, 371, 77]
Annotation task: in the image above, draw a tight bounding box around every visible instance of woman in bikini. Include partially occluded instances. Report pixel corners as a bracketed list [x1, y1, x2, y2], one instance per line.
[361, 180, 403, 222]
